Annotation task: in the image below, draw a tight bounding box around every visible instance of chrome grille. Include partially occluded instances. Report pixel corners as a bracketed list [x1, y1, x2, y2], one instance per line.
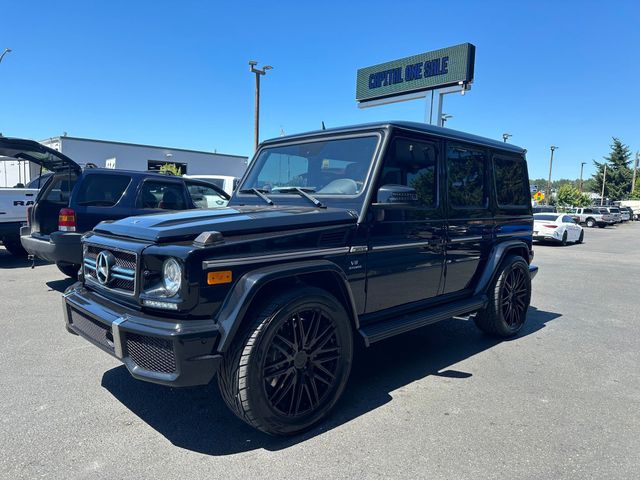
[83, 245, 137, 295]
[125, 333, 176, 373]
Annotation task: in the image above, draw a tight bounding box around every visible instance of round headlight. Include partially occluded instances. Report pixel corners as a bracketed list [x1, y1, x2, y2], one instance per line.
[162, 258, 182, 297]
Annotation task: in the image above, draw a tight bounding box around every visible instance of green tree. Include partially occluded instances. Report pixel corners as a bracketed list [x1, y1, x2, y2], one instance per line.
[159, 163, 182, 176]
[556, 184, 591, 207]
[589, 138, 633, 200]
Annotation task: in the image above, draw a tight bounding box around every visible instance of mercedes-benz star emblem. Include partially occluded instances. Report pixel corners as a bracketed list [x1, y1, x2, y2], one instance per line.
[95, 251, 115, 285]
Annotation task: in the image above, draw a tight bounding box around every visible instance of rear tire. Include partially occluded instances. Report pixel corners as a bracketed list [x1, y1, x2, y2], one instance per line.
[218, 286, 353, 436]
[2, 235, 27, 257]
[474, 255, 531, 337]
[56, 262, 79, 279]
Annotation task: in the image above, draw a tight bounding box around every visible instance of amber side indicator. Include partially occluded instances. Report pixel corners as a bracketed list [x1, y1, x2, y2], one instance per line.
[207, 271, 232, 285]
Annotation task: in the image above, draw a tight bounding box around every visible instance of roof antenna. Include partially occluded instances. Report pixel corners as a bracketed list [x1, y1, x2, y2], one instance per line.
[321, 121, 326, 130]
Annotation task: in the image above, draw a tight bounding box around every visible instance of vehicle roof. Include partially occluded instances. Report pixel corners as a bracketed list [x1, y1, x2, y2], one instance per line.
[261, 121, 526, 154]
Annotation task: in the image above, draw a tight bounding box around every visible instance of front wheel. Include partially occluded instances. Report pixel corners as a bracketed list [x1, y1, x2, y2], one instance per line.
[586, 218, 595, 228]
[56, 262, 79, 279]
[2, 235, 27, 257]
[218, 287, 353, 436]
[561, 231, 568, 246]
[474, 255, 531, 337]
[576, 230, 584, 244]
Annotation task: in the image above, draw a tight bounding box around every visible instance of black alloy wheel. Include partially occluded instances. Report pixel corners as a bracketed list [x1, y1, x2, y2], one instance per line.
[499, 266, 530, 329]
[218, 287, 353, 436]
[474, 255, 531, 337]
[262, 306, 343, 418]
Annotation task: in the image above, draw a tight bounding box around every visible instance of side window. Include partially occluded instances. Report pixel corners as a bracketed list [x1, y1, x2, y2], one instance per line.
[136, 181, 187, 210]
[76, 174, 131, 207]
[584, 208, 592, 214]
[186, 182, 228, 208]
[562, 215, 573, 223]
[378, 137, 438, 208]
[41, 174, 78, 205]
[447, 144, 487, 208]
[493, 156, 529, 207]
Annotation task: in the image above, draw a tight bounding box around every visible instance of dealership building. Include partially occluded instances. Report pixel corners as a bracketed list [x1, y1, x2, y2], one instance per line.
[1, 135, 248, 187]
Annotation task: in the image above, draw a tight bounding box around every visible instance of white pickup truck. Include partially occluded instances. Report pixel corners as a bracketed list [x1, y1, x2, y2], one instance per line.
[0, 186, 38, 256]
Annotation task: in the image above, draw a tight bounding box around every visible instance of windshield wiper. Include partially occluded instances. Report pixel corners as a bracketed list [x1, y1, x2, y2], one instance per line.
[277, 187, 325, 208]
[239, 188, 274, 206]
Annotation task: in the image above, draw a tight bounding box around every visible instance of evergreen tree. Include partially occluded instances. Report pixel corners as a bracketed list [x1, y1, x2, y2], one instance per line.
[589, 138, 633, 200]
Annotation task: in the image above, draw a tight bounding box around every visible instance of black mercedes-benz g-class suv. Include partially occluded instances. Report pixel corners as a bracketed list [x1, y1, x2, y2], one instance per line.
[61, 121, 537, 435]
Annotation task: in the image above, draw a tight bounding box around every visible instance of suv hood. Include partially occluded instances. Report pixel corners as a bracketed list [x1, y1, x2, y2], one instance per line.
[93, 205, 358, 242]
[0, 137, 81, 174]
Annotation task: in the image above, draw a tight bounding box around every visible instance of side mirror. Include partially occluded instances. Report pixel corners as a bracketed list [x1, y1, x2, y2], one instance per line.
[373, 184, 418, 207]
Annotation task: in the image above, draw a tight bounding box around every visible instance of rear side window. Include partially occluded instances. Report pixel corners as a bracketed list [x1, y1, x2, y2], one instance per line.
[447, 144, 487, 208]
[76, 174, 131, 207]
[493, 156, 529, 207]
[136, 181, 187, 210]
[41, 174, 78, 205]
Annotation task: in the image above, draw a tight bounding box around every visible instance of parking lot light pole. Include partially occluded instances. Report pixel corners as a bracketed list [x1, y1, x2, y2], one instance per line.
[600, 163, 608, 206]
[502, 133, 512, 143]
[0, 48, 12, 64]
[546, 146, 558, 205]
[632, 152, 639, 195]
[580, 162, 587, 192]
[249, 61, 273, 152]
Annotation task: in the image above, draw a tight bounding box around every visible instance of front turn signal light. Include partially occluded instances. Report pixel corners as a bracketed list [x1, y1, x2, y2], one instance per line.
[207, 270, 232, 285]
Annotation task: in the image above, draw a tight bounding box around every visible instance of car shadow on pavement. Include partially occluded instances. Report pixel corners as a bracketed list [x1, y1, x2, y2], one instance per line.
[45, 277, 76, 292]
[101, 306, 560, 456]
[0, 248, 48, 269]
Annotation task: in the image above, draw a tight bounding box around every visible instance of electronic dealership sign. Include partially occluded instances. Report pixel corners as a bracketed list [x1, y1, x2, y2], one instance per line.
[356, 43, 475, 104]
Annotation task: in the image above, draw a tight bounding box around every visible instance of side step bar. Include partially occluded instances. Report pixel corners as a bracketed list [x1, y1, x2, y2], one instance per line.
[358, 295, 488, 346]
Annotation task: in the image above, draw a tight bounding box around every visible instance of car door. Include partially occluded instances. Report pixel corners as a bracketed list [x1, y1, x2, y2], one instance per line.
[443, 142, 493, 295]
[364, 135, 445, 314]
[562, 215, 579, 240]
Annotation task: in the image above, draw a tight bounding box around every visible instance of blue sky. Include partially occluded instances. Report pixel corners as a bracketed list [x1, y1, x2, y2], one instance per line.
[1, 0, 639, 179]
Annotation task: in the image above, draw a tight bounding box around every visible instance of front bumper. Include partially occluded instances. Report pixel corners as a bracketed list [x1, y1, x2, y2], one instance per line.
[21, 229, 83, 265]
[62, 283, 222, 387]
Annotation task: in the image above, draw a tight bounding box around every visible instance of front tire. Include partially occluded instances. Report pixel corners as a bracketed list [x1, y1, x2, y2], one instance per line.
[56, 262, 79, 279]
[576, 230, 584, 244]
[2, 235, 27, 257]
[474, 255, 531, 337]
[218, 287, 353, 436]
[586, 218, 595, 228]
[561, 231, 568, 246]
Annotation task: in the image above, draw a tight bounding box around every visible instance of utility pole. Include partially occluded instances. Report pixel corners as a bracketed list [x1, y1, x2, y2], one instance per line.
[546, 146, 558, 205]
[632, 152, 639, 195]
[249, 61, 273, 152]
[502, 133, 512, 143]
[600, 163, 607, 206]
[579, 162, 587, 192]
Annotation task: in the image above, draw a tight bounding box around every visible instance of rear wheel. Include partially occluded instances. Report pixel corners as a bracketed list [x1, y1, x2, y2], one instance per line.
[474, 255, 531, 337]
[586, 218, 595, 228]
[2, 235, 27, 257]
[56, 262, 79, 279]
[218, 287, 353, 436]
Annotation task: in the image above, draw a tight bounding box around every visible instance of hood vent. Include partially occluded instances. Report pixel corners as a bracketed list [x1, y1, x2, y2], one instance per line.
[318, 230, 348, 248]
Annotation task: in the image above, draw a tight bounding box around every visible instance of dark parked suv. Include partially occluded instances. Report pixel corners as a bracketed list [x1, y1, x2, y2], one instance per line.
[61, 122, 537, 435]
[0, 138, 229, 277]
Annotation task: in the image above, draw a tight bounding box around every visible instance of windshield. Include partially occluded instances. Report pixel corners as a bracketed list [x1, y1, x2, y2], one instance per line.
[241, 136, 379, 197]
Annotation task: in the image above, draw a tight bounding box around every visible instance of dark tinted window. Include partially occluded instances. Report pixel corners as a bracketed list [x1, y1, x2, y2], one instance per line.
[378, 137, 438, 207]
[136, 181, 187, 210]
[76, 174, 131, 206]
[562, 215, 574, 223]
[583, 208, 593, 214]
[186, 182, 228, 208]
[41, 174, 77, 205]
[447, 145, 486, 208]
[493, 156, 529, 207]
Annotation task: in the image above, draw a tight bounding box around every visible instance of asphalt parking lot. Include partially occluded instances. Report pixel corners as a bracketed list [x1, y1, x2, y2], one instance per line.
[1, 223, 639, 480]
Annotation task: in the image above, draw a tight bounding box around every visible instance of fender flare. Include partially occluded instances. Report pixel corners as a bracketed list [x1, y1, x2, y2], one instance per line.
[473, 239, 530, 296]
[214, 259, 359, 352]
